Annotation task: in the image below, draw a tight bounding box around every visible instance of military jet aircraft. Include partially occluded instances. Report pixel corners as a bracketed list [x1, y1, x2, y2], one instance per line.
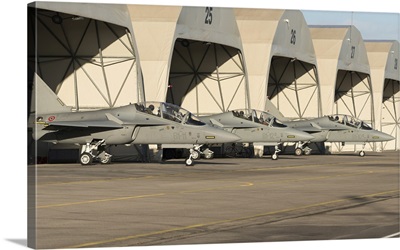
[282, 114, 395, 156]
[264, 100, 394, 157]
[29, 75, 240, 166]
[198, 109, 314, 160]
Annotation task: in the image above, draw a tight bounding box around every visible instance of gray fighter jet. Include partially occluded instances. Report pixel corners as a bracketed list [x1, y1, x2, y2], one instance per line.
[282, 114, 395, 156]
[199, 109, 314, 160]
[264, 100, 394, 157]
[29, 76, 240, 166]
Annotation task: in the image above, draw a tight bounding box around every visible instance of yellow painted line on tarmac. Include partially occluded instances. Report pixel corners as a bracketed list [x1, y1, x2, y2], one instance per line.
[37, 180, 253, 209]
[37, 159, 380, 186]
[246, 159, 382, 172]
[38, 175, 156, 186]
[37, 169, 373, 209]
[37, 193, 165, 209]
[66, 189, 399, 248]
[258, 170, 375, 186]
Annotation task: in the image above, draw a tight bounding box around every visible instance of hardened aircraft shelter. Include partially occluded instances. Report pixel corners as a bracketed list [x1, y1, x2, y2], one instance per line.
[309, 25, 373, 152]
[234, 9, 321, 119]
[28, 2, 144, 162]
[128, 5, 250, 115]
[28, 2, 143, 110]
[365, 40, 400, 151]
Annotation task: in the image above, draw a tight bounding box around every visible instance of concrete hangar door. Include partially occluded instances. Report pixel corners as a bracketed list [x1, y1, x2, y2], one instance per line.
[167, 39, 247, 115]
[28, 3, 142, 163]
[166, 7, 249, 116]
[267, 57, 320, 119]
[28, 5, 141, 111]
[382, 77, 400, 150]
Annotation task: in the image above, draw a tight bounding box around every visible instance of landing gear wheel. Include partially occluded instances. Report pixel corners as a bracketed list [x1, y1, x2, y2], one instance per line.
[185, 158, 194, 166]
[294, 148, 303, 156]
[204, 153, 214, 159]
[304, 149, 312, 155]
[359, 151, 365, 157]
[80, 153, 93, 165]
[191, 150, 201, 160]
[271, 154, 278, 160]
[100, 157, 111, 164]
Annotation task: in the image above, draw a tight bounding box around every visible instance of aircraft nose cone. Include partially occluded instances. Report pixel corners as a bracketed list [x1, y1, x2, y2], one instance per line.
[380, 132, 395, 141]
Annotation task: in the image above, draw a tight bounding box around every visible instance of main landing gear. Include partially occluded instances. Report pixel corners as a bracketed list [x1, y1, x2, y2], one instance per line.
[80, 139, 112, 165]
[185, 144, 202, 166]
[294, 141, 312, 156]
[185, 144, 214, 166]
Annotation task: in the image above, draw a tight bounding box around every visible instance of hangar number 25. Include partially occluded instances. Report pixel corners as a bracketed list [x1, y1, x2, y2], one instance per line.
[205, 7, 213, 25]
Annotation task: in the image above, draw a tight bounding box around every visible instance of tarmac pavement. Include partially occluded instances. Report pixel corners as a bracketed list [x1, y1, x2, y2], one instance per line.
[29, 151, 399, 249]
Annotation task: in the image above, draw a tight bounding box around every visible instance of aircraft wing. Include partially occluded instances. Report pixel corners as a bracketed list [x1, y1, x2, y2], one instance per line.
[292, 122, 322, 133]
[43, 120, 123, 130]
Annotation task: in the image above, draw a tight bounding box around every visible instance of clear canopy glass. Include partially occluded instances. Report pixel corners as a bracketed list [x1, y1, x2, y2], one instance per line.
[327, 114, 372, 130]
[232, 109, 286, 128]
[135, 102, 205, 125]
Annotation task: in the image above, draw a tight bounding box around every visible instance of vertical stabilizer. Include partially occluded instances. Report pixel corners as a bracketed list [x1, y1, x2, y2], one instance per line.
[32, 74, 72, 115]
[264, 98, 288, 121]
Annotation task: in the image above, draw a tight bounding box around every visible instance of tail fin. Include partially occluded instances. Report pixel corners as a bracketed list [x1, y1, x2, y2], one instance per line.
[264, 98, 289, 122]
[31, 73, 72, 115]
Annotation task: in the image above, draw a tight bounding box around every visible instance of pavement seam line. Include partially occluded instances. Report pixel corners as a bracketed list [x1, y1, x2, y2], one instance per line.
[65, 189, 399, 248]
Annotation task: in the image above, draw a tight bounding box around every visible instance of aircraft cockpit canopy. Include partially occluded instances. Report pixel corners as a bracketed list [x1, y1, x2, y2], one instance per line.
[135, 102, 205, 125]
[328, 114, 372, 130]
[232, 109, 287, 128]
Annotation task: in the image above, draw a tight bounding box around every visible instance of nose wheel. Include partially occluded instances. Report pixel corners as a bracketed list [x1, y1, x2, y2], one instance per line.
[185, 144, 204, 166]
[185, 157, 194, 166]
[358, 143, 366, 157]
[271, 145, 281, 160]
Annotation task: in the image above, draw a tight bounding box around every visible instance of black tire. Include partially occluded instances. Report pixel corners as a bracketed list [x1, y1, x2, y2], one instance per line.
[100, 157, 111, 164]
[191, 150, 201, 160]
[204, 153, 214, 159]
[225, 146, 237, 158]
[80, 153, 93, 165]
[294, 148, 303, 156]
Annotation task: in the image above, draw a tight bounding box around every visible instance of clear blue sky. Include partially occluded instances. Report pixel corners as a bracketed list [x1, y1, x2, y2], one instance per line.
[302, 10, 399, 41]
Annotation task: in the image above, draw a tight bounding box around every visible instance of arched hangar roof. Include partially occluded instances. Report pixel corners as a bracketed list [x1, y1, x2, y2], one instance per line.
[129, 5, 249, 115]
[365, 40, 400, 150]
[235, 9, 320, 118]
[29, 2, 143, 110]
[309, 25, 372, 121]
